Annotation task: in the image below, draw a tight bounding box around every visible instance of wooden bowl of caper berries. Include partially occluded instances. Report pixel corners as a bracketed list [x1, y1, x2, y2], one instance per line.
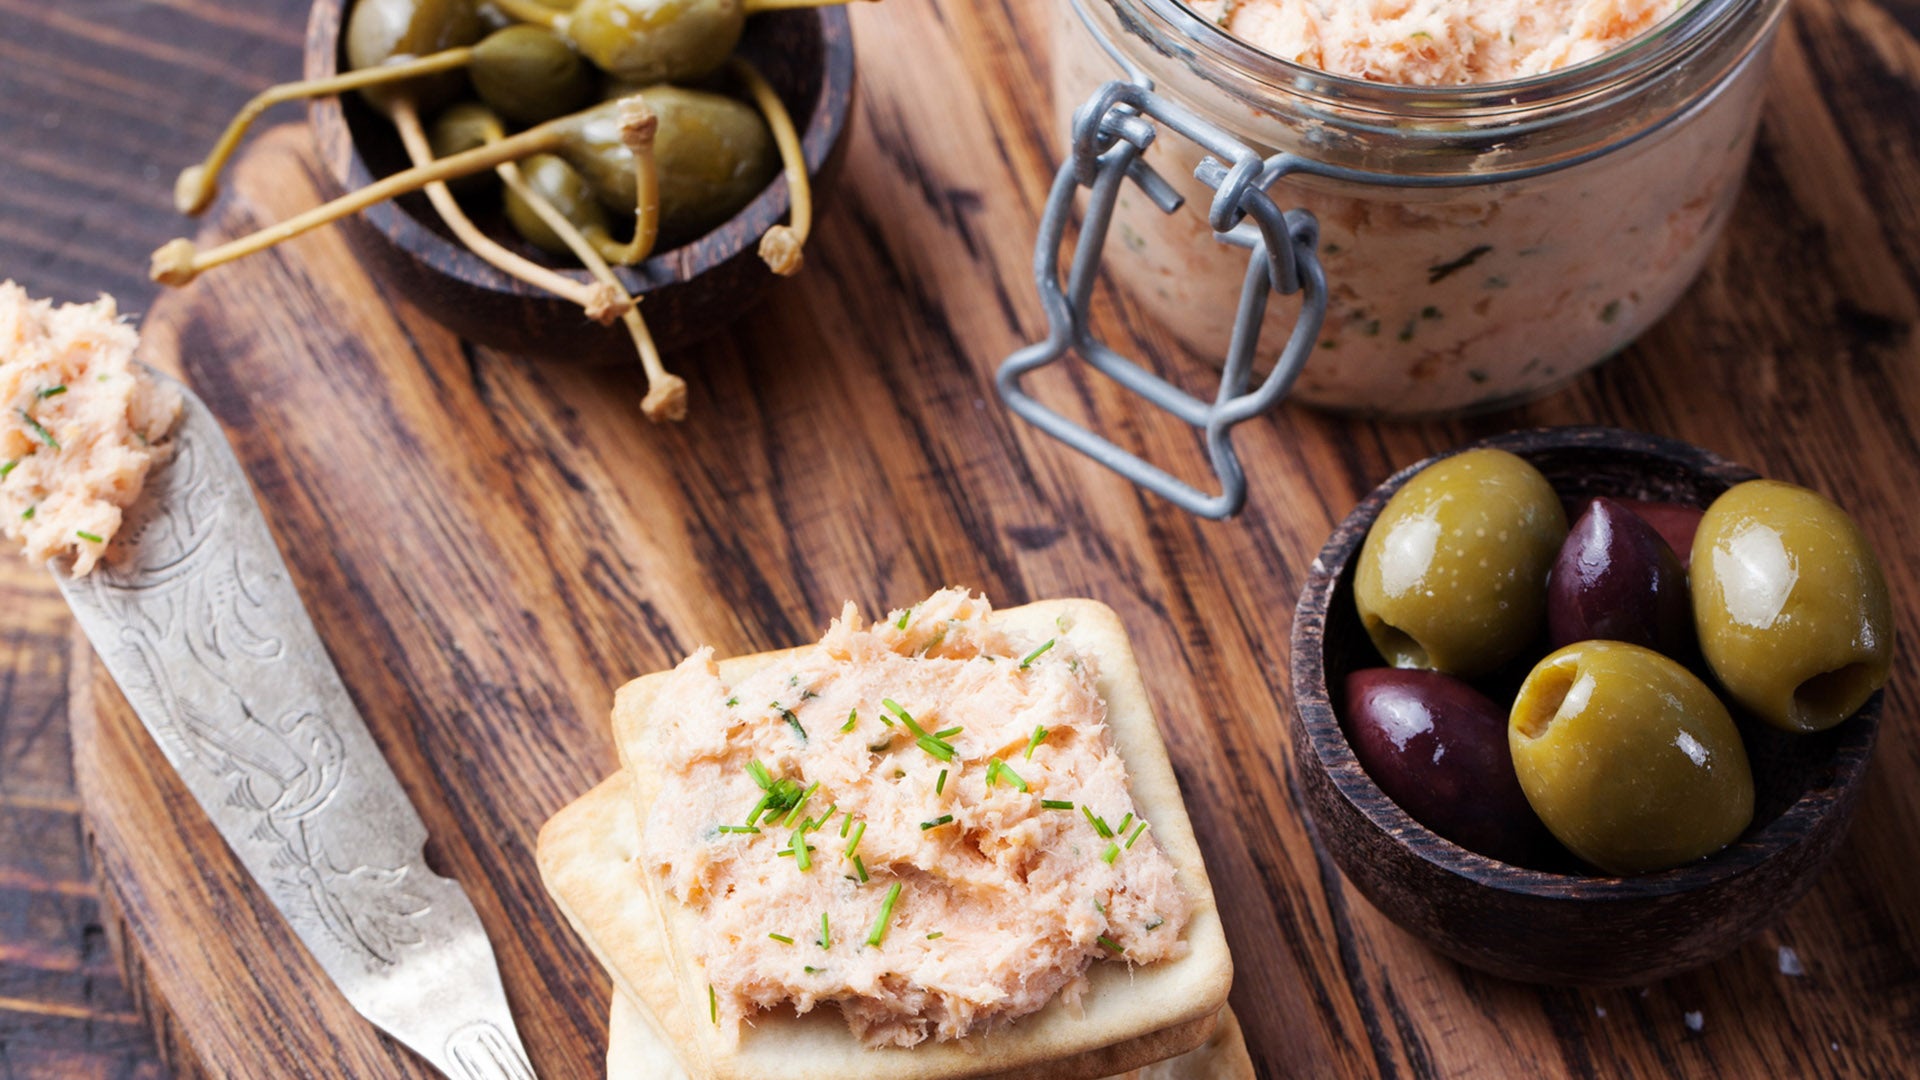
[149, 0, 857, 422]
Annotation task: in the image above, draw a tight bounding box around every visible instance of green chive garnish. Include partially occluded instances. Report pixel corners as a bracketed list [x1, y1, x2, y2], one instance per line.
[920, 815, 953, 831]
[76, 530, 103, 543]
[840, 811, 854, 839]
[0, 461, 15, 479]
[37, 386, 66, 400]
[716, 825, 760, 835]
[935, 769, 947, 795]
[1102, 842, 1120, 864]
[709, 984, 718, 1023]
[882, 699, 925, 736]
[790, 830, 812, 871]
[896, 607, 912, 630]
[809, 804, 837, 832]
[1116, 813, 1134, 836]
[768, 932, 794, 944]
[989, 759, 1026, 792]
[916, 735, 955, 762]
[926, 931, 944, 940]
[780, 706, 808, 741]
[844, 821, 866, 857]
[21, 506, 35, 521]
[819, 912, 831, 948]
[17, 410, 57, 449]
[1024, 726, 1047, 759]
[1093, 897, 1105, 913]
[840, 709, 858, 733]
[1041, 799, 1074, 810]
[746, 760, 773, 790]
[852, 854, 868, 883]
[866, 882, 902, 947]
[932, 726, 962, 739]
[726, 696, 739, 707]
[1020, 639, 1055, 669]
[1127, 821, 1149, 848]
[1097, 935, 1125, 954]
[746, 793, 774, 827]
[1082, 806, 1113, 838]
[780, 781, 820, 828]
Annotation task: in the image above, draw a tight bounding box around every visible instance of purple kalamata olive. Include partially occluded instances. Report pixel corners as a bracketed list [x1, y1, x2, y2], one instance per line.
[1343, 668, 1547, 864]
[1617, 498, 1705, 570]
[1548, 497, 1693, 658]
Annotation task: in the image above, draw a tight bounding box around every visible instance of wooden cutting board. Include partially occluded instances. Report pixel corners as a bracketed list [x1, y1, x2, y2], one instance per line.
[69, 4, 1920, 1075]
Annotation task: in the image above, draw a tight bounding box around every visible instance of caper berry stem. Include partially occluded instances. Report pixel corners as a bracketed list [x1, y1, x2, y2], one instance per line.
[729, 57, 809, 276]
[174, 48, 477, 217]
[579, 97, 662, 267]
[390, 99, 626, 323]
[150, 110, 587, 286]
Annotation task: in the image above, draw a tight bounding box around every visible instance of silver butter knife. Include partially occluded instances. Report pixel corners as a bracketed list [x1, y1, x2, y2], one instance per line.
[55, 369, 535, 1080]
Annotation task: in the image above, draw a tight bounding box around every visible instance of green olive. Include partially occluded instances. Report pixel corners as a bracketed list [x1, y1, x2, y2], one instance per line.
[470, 26, 595, 125]
[1354, 448, 1568, 677]
[1691, 480, 1894, 733]
[505, 153, 612, 255]
[1510, 641, 1754, 874]
[566, 86, 777, 246]
[425, 102, 503, 196]
[345, 0, 486, 111]
[566, 0, 743, 84]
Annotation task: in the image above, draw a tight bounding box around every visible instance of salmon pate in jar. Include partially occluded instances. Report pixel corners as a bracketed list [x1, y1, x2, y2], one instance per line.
[1044, 0, 1787, 416]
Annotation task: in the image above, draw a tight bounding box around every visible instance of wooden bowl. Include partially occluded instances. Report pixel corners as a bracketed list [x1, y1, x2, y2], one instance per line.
[303, 0, 855, 360]
[1289, 426, 1881, 985]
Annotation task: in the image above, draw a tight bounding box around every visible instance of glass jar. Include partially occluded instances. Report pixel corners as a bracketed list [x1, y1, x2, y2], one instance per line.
[1045, 0, 1786, 418]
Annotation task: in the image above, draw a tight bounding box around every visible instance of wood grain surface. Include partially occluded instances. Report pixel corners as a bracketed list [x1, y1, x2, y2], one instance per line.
[4, 0, 1920, 1077]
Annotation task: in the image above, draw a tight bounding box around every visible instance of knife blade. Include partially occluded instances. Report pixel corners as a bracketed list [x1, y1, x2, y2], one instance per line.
[55, 369, 535, 1080]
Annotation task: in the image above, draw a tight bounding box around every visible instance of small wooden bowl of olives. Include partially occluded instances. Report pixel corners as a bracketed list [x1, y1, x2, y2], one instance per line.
[1291, 426, 1888, 985]
[302, 0, 856, 362]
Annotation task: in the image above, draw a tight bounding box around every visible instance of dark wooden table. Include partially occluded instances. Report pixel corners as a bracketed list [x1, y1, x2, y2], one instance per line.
[5, 0, 1920, 1077]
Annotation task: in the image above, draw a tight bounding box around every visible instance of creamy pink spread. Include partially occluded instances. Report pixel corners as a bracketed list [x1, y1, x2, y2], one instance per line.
[639, 589, 1192, 1048]
[1189, 0, 1687, 84]
[0, 284, 180, 576]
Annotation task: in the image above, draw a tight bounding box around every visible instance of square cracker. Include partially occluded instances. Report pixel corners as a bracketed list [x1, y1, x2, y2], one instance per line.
[540, 599, 1233, 1079]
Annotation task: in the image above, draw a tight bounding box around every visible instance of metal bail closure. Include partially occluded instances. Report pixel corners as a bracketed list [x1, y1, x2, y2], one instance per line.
[996, 79, 1327, 520]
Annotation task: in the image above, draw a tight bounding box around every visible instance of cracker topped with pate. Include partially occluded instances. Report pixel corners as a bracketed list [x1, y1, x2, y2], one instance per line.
[540, 592, 1234, 1079]
[0, 283, 180, 575]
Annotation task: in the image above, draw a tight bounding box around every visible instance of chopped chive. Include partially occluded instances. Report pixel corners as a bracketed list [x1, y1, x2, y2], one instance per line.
[935, 768, 948, 795]
[819, 912, 831, 949]
[780, 707, 808, 742]
[932, 725, 962, 739]
[1097, 935, 1125, 954]
[866, 881, 903, 947]
[868, 737, 894, 753]
[21, 506, 34, 521]
[926, 931, 944, 940]
[768, 932, 794, 944]
[896, 607, 912, 629]
[782, 781, 822, 828]
[790, 830, 812, 871]
[989, 759, 1026, 792]
[1116, 813, 1134, 836]
[882, 699, 926, 737]
[840, 708, 858, 733]
[1041, 799, 1074, 811]
[76, 530, 103, 543]
[1102, 841, 1120, 864]
[915, 735, 955, 762]
[37, 386, 67, 400]
[709, 984, 718, 1024]
[0, 461, 15, 479]
[922, 626, 947, 653]
[725, 696, 740, 707]
[777, 849, 795, 858]
[745, 793, 774, 827]
[1024, 726, 1047, 759]
[746, 760, 773, 790]
[1127, 821, 1149, 848]
[716, 825, 761, 834]
[811, 803, 837, 831]
[852, 854, 868, 883]
[1019, 639, 1056, 669]
[1093, 897, 1105, 914]
[1082, 806, 1113, 838]
[920, 814, 953, 831]
[845, 821, 866, 857]
[840, 811, 854, 839]
[804, 965, 820, 974]
[18, 410, 57, 450]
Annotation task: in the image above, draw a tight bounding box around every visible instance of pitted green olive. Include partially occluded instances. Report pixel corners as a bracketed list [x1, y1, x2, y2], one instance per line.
[1354, 448, 1567, 677]
[567, 85, 777, 245]
[1691, 480, 1894, 733]
[1510, 641, 1754, 874]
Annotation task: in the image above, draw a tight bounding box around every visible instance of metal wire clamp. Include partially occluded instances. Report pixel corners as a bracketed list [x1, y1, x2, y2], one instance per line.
[996, 78, 1327, 520]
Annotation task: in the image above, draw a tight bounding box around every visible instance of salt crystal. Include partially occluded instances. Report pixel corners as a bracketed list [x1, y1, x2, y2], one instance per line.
[1778, 945, 1805, 976]
[1684, 1011, 1704, 1033]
